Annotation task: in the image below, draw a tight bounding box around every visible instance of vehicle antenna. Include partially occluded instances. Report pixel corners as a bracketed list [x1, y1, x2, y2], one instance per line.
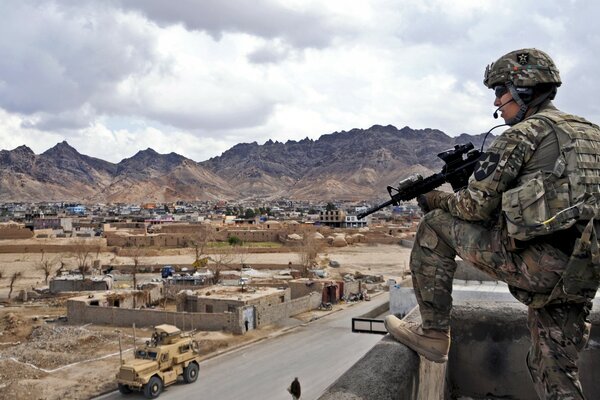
[132, 323, 137, 353]
[116, 329, 123, 365]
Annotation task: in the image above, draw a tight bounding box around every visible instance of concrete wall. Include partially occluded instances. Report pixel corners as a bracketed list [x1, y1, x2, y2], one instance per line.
[183, 289, 291, 314]
[0, 239, 105, 254]
[105, 222, 147, 230]
[106, 227, 283, 247]
[156, 224, 210, 234]
[254, 292, 322, 327]
[322, 301, 600, 400]
[364, 234, 401, 245]
[137, 282, 164, 305]
[288, 280, 326, 299]
[449, 302, 600, 399]
[319, 336, 420, 400]
[50, 278, 111, 293]
[67, 289, 320, 334]
[248, 288, 291, 308]
[179, 289, 320, 326]
[182, 295, 245, 314]
[0, 225, 33, 239]
[67, 300, 244, 334]
[177, 294, 238, 314]
[105, 233, 190, 247]
[226, 230, 282, 242]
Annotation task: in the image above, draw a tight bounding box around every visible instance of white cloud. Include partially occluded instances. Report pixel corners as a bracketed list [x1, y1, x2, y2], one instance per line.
[1, 0, 600, 162]
[112, 0, 346, 49]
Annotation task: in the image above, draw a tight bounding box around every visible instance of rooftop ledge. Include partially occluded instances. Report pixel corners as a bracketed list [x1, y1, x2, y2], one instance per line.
[320, 276, 600, 400]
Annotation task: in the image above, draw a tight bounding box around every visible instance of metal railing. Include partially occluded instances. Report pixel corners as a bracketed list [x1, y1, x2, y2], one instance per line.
[351, 317, 387, 334]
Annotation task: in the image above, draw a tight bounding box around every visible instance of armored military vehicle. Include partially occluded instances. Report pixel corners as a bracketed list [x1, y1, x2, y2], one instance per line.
[116, 324, 201, 398]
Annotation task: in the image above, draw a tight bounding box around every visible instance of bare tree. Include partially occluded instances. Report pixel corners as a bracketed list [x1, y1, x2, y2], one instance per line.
[73, 239, 92, 280]
[8, 271, 22, 299]
[93, 243, 103, 273]
[38, 253, 58, 284]
[230, 238, 251, 291]
[130, 245, 146, 291]
[233, 240, 249, 269]
[211, 262, 221, 284]
[211, 246, 233, 285]
[55, 259, 66, 277]
[189, 227, 211, 271]
[189, 227, 221, 282]
[298, 229, 322, 278]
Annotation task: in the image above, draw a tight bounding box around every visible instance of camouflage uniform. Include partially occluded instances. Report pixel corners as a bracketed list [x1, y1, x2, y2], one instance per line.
[411, 50, 600, 399]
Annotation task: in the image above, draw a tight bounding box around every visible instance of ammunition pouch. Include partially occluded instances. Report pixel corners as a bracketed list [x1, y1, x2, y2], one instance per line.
[502, 172, 577, 241]
[509, 218, 600, 308]
[562, 218, 600, 297]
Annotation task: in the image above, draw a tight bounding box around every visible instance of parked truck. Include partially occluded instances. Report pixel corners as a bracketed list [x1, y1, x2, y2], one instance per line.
[161, 265, 175, 278]
[116, 324, 200, 399]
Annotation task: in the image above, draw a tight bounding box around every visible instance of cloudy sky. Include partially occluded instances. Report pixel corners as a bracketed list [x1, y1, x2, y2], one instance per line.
[1, 0, 599, 163]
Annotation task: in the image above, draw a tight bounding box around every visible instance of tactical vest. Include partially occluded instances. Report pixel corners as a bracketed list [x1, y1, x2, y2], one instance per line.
[502, 109, 600, 241]
[501, 109, 600, 306]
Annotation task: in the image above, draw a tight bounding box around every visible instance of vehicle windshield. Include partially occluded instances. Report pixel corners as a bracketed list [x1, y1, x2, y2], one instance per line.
[135, 349, 158, 360]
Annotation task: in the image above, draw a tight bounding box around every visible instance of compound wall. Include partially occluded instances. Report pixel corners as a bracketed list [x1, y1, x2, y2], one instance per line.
[67, 299, 244, 334]
[253, 292, 322, 327]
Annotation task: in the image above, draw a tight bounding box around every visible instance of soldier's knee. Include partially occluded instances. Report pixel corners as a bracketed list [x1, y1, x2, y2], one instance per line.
[417, 210, 448, 244]
[416, 222, 439, 250]
[421, 208, 450, 224]
[415, 211, 455, 257]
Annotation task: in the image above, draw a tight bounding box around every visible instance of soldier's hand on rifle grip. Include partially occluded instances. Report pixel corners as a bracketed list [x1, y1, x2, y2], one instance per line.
[417, 190, 450, 214]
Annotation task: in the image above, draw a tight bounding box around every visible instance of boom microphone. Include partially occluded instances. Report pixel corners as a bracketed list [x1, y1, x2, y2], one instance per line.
[493, 99, 515, 119]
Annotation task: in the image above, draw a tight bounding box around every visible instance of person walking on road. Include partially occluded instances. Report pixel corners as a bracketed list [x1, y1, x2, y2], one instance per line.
[288, 377, 301, 399]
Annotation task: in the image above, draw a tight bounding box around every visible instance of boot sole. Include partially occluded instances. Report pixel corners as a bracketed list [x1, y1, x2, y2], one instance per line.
[384, 318, 448, 363]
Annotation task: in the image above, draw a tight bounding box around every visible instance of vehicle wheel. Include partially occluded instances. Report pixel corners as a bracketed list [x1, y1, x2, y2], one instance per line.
[118, 383, 132, 394]
[183, 362, 199, 383]
[143, 376, 163, 399]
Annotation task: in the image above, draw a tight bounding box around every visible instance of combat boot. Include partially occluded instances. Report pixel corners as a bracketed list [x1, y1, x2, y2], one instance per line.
[384, 315, 450, 363]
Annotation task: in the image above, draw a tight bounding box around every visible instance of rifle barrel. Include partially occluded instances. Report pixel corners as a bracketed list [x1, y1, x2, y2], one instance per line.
[355, 144, 481, 220]
[357, 199, 395, 219]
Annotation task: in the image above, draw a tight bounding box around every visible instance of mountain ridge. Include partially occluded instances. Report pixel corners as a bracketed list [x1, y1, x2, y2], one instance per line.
[0, 125, 492, 202]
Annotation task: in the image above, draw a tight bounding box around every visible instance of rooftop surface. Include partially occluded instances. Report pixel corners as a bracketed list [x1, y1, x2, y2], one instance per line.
[190, 285, 285, 301]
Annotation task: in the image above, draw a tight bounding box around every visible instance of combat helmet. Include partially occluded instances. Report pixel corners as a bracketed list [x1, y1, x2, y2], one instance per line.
[484, 49, 561, 125]
[484, 48, 561, 89]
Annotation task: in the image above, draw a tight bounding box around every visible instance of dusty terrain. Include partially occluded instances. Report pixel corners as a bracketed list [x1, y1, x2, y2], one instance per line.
[0, 242, 411, 400]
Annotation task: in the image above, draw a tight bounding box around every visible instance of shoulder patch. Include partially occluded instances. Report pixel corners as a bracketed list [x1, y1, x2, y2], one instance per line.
[473, 152, 500, 181]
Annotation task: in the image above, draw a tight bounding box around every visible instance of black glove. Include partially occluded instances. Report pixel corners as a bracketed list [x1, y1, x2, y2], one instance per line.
[417, 190, 450, 214]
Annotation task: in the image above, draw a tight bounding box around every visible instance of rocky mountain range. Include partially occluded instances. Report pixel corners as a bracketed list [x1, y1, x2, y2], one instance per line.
[0, 125, 492, 202]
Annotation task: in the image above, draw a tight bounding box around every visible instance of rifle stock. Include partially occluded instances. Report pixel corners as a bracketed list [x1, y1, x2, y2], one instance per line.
[357, 143, 481, 220]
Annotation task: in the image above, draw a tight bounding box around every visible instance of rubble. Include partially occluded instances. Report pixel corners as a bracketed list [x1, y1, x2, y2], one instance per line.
[1, 325, 120, 370]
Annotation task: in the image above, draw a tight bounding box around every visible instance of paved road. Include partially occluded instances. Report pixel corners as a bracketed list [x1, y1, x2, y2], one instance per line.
[99, 294, 388, 400]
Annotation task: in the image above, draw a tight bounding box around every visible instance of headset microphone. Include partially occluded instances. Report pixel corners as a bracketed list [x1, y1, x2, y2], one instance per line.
[493, 99, 515, 119]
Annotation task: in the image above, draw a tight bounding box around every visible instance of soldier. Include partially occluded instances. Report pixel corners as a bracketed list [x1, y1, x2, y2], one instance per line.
[384, 48, 600, 399]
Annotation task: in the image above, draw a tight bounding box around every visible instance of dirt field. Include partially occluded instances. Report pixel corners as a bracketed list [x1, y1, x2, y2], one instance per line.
[0, 242, 411, 400]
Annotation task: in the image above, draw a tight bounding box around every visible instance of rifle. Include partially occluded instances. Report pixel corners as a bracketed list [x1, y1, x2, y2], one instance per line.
[357, 143, 482, 219]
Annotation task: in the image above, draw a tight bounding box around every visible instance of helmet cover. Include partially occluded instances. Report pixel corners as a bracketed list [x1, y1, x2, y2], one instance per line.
[484, 48, 561, 88]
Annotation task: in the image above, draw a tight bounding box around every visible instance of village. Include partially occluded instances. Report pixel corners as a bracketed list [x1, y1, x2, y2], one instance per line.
[0, 200, 418, 399]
